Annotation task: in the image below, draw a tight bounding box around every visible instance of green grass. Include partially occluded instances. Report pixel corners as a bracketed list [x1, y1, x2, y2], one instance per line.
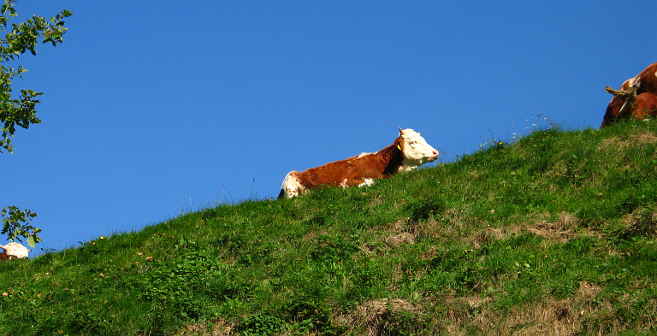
[2, 120, 657, 335]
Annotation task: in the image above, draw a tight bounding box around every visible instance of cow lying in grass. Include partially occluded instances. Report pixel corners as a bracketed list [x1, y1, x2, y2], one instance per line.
[602, 62, 657, 127]
[278, 128, 439, 199]
[0, 242, 29, 260]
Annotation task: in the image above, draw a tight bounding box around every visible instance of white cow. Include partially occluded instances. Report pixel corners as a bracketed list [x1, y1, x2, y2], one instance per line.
[0, 242, 30, 260]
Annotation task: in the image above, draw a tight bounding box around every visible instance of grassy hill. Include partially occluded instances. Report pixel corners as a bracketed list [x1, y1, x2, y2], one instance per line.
[2, 120, 657, 335]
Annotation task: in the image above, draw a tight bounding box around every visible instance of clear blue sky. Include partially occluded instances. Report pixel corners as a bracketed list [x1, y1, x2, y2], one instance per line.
[3, 1, 657, 254]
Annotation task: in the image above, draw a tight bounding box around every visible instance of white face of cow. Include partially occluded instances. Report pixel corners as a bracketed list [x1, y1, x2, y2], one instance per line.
[398, 128, 439, 169]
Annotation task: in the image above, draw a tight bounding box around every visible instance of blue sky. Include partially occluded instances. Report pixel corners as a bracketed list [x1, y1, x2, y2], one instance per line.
[3, 1, 657, 254]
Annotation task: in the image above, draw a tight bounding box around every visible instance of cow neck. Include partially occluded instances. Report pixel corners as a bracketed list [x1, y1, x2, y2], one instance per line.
[379, 140, 404, 175]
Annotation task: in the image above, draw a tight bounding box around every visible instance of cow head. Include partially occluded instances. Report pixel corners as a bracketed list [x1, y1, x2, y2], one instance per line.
[397, 128, 439, 171]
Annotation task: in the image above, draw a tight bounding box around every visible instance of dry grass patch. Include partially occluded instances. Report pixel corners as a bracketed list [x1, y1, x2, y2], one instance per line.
[384, 232, 415, 247]
[471, 226, 521, 249]
[302, 229, 332, 242]
[415, 207, 479, 242]
[441, 281, 609, 335]
[468, 169, 483, 180]
[365, 219, 405, 236]
[631, 132, 657, 144]
[302, 231, 318, 241]
[577, 281, 602, 299]
[470, 212, 596, 248]
[445, 295, 493, 309]
[335, 299, 422, 336]
[174, 319, 234, 336]
[527, 212, 580, 243]
[598, 132, 657, 151]
[620, 208, 657, 237]
[368, 194, 386, 207]
[361, 220, 416, 255]
[278, 331, 319, 336]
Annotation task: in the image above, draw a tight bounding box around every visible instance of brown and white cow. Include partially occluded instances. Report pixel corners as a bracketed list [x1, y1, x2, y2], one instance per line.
[602, 62, 657, 127]
[278, 128, 439, 199]
[0, 242, 29, 260]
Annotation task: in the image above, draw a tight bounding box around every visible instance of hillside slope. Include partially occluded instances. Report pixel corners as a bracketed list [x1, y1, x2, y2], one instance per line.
[1, 121, 657, 335]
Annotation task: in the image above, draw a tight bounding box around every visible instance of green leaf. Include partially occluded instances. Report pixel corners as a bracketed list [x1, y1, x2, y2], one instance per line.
[27, 235, 35, 247]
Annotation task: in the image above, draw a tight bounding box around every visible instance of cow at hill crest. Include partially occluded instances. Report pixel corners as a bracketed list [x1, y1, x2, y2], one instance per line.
[278, 128, 439, 199]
